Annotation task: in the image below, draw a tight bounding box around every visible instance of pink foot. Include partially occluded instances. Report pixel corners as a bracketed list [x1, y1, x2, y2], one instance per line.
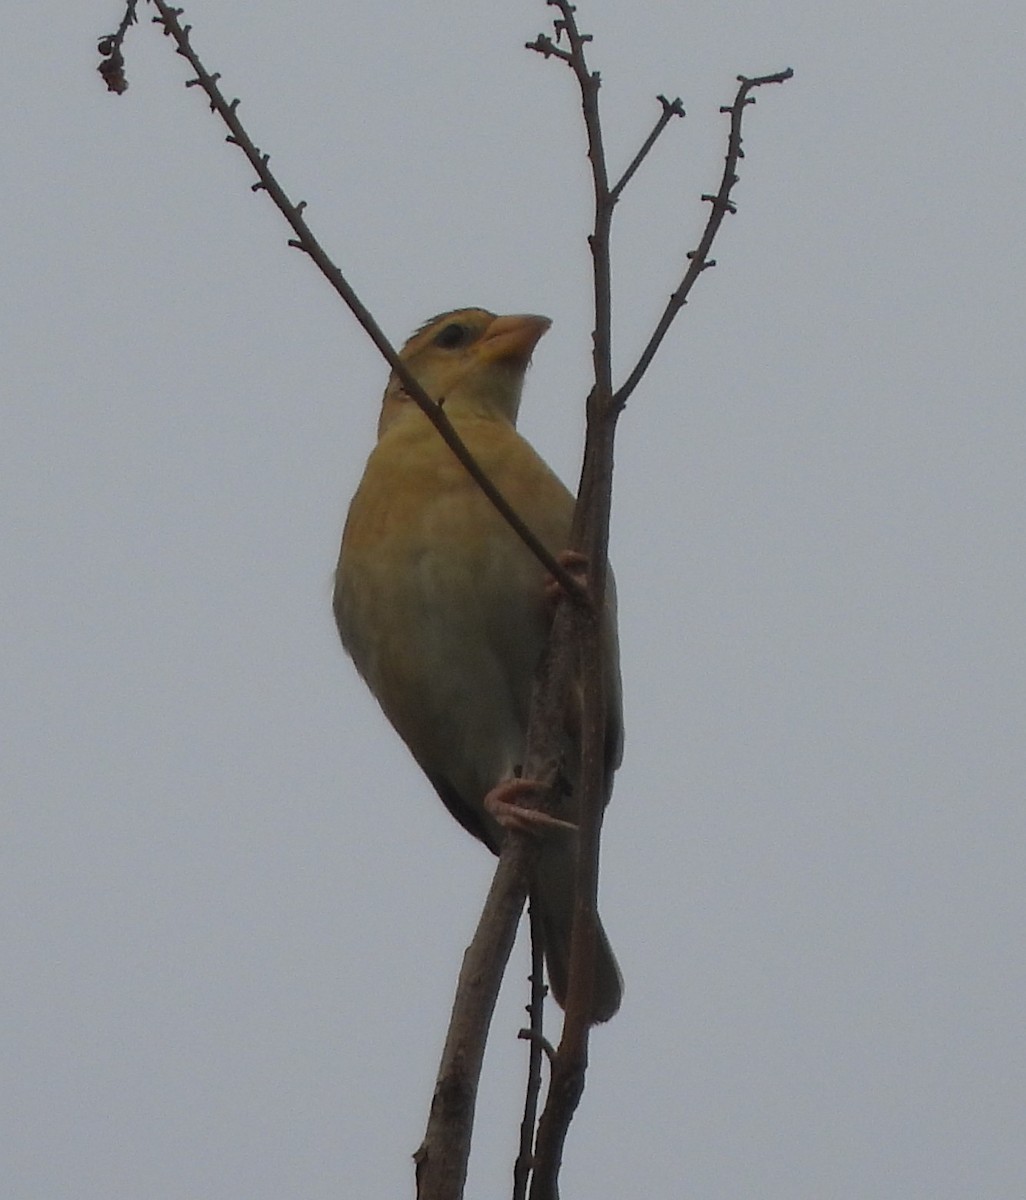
[484, 777, 577, 836]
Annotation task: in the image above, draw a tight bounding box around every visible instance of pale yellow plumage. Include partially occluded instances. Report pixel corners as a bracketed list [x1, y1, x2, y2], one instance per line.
[334, 308, 622, 1021]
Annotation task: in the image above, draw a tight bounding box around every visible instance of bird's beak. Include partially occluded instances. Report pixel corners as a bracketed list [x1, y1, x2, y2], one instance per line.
[475, 313, 551, 368]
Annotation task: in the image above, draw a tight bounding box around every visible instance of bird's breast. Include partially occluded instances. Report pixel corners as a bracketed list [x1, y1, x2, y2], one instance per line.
[334, 419, 571, 801]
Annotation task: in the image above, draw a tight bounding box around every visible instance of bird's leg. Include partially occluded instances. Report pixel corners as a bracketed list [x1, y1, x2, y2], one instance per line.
[543, 549, 590, 607]
[483, 777, 578, 836]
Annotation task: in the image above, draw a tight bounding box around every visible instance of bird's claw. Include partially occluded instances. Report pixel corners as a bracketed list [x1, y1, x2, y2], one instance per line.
[484, 777, 577, 836]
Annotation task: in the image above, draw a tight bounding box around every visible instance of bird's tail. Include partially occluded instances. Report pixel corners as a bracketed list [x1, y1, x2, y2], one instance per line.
[533, 839, 623, 1023]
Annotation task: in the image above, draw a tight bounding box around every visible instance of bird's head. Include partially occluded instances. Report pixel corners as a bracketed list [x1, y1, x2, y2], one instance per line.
[377, 308, 551, 437]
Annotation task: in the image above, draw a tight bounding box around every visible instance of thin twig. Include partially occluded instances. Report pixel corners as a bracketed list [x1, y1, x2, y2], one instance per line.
[536, 0, 615, 407]
[524, 33, 572, 65]
[133, 0, 588, 607]
[609, 94, 685, 201]
[512, 902, 549, 1200]
[614, 68, 793, 410]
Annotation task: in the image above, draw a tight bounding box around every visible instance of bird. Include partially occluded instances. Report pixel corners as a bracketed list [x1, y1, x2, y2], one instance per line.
[333, 307, 623, 1022]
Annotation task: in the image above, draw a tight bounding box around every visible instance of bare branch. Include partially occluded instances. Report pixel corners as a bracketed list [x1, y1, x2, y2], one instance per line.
[512, 903, 550, 1200]
[609, 94, 685, 201]
[533, 2, 614, 406]
[120, 0, 589, 608]
[525, 33, 572, 64]
[614, 67, 793, 410]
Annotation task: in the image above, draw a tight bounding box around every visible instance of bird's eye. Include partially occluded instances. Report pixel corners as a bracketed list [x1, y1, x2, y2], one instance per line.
[433, 323, 467, 350]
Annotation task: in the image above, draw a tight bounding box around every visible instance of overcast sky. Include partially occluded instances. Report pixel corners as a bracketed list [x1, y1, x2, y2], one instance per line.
[5, 2, 1025, 1197]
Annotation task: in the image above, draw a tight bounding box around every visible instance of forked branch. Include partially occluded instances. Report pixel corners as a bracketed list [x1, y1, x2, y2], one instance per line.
[96, 4, 791, 1197]
[526, 5, 791, 1196]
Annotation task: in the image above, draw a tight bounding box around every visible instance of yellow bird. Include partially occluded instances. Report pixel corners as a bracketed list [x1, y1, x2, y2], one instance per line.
[334, 308, 623, 1022]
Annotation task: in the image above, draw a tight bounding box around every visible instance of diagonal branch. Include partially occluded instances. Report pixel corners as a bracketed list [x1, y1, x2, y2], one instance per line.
[614, 68, 793, 410]
[610, 94, 685, 201]
[115, 0, 588, 607]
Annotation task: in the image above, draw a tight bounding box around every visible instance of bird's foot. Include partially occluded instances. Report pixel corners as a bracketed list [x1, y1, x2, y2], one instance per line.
[544, 549, 590, 606]
[484, 777, 577, 836]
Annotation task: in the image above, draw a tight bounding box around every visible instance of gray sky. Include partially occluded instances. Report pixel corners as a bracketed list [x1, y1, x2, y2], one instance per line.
[5, 2, 1025, 1197]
